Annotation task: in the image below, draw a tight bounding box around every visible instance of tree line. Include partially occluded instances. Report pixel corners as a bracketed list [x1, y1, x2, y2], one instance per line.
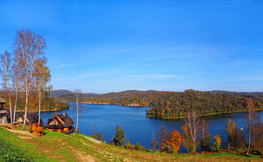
[60, 89, 263, 119]
[0, 29, 68, 130]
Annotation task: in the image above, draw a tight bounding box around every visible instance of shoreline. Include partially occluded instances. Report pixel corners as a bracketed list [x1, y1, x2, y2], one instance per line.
[16, 108, 69, 113]
[145, 109, 263, 120]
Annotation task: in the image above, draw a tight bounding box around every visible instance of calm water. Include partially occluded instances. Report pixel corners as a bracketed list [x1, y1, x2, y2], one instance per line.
[38, 103, 263, 153]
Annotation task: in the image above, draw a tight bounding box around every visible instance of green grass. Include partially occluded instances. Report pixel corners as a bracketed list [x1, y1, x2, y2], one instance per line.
[0, 126, 262, 161]
[0, 127, 55, 162]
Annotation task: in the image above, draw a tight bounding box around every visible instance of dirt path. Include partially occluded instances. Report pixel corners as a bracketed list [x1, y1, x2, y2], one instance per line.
[81, 135, 102, 144]
[0, 124, 34, 136]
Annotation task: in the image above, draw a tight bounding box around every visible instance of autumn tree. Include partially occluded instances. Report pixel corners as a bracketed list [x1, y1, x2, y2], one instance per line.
[11, 50, 23, 124]
[212, 134, 221, 151]
[0, 50, 13, 124]
[13, 29, 47, 130]
[33, 58, 51, 124]
[157, 125, 168, 152]
[225, 119, 237, 148]
[252, 122, 263, 158]
[72, 89, 87, 132]
[199, 118, 212, 151]
[243, 98, 260, 154]
[166, 130, 182, 154]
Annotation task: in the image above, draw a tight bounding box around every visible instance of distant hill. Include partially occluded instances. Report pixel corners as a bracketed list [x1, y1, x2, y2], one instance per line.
[50, 90, 73, 97]
[52, 90, 101, 101]
[210, 90, 263, 95]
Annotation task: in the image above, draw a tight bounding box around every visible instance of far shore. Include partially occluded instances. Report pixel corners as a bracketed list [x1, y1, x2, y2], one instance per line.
[145, 108, 263, 120]
[16, 108, 69, 113]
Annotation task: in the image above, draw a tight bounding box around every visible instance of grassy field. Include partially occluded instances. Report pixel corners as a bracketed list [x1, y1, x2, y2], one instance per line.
[0, 124, 262, 162]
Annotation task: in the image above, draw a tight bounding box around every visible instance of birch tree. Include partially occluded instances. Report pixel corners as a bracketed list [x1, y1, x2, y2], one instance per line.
[33, 58, 51, 125]
[13, 29, 47, 130]
[72, 89, 87, 132]
[182, 111, 201, 153]
[0, 50, 13, 124]
[12, 51, 23, 124]
[243, 98, 260, 155]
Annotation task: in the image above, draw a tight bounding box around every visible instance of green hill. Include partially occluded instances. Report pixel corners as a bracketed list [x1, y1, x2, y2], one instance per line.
[0, 125, 261, 161]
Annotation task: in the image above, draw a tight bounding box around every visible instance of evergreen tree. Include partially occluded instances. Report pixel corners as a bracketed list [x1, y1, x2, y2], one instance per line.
[113, 125, 125, 146]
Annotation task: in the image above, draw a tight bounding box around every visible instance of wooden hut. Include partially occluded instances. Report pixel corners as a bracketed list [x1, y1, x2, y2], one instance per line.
[0, 97, 7, 124]
[45, 113, 75, 134]
[17, 113, 43, 126]
[0, 97, 6, 110]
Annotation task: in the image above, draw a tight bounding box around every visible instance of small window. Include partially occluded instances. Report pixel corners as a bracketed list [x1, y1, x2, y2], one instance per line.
[53, 120, 56, 125]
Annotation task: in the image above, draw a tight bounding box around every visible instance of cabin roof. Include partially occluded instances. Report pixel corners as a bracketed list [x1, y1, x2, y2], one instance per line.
[45, 113, 74, 129]
[0, 97, 7, 104]
[18, 112, 43, 125]
[0, 110, 8, 114]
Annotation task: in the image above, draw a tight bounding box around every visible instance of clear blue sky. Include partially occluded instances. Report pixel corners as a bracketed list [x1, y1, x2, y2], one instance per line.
[0, 0, 263, 93]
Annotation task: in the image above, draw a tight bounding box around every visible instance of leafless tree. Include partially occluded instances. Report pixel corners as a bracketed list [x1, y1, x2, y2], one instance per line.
[72, 89, 88, 132]
[13, 29, 47, 130]
[243, 98, 260, 155]
[200, 118, 209, 139]
[184, 111, 201, 152]
[0, 50, 13, 124]
[156, 125, 168, 152]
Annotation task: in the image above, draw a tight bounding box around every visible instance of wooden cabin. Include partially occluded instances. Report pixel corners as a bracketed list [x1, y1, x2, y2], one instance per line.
[0, 97, 7, 124]
[0, 97, 6, 110]
[45, 113, 75, 134]
[17, 112, 43, 126]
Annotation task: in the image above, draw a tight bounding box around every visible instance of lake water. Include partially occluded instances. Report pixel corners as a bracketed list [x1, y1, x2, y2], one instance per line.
[39, 103, 263, 153]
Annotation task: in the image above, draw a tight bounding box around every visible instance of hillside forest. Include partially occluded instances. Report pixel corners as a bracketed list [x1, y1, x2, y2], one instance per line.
[56, 89, 263, 119]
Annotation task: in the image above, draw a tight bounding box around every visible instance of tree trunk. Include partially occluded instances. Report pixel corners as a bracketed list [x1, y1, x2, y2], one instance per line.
[22, 93, 28, 131]
[38, 90, 41, 125]
[8, 93, 13, 125]
[13, 94, 18, 125]
[76, 97, 79, 132]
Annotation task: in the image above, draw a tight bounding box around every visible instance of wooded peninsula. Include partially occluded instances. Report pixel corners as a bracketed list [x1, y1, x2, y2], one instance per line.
[55, 89, 263, 119]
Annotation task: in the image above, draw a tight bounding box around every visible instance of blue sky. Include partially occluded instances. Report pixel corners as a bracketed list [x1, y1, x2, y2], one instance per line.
[0, 0, 263, 93]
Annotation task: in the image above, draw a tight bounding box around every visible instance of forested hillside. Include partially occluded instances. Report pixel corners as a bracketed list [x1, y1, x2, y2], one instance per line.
[84, 90, 263, 119]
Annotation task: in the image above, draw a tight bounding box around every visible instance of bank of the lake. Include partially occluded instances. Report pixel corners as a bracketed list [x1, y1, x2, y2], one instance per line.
[1, 126, 261, 161]
[16, 108, 69, 113]
[38, 102, 263, 153]
[145, 109, 263, 120]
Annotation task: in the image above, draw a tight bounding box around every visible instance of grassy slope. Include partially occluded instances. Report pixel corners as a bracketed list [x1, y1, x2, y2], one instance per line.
[0, 126, 261, 162]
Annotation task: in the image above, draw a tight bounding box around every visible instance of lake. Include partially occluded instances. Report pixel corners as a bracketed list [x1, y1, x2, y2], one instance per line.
[39, 103, 263, 153]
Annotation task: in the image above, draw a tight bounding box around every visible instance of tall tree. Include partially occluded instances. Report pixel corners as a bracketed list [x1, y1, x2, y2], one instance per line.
[243, 98, 260, 154]
[225, 119, 237, 147]
[13, 29, 47, 130]
[182, 111, 201, 153]
[33, 58, 51, 124]
[12, 50, 23, 125]
[199, 118, 211, 151]
[150, 131, 156, 152]
[0, 50, 13, 124]
[72, 89, 87, 132]
[157, 125, 168, 152]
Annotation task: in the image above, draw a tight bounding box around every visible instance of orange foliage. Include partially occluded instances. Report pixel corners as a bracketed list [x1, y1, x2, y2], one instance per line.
[166, 130, 182, 154]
